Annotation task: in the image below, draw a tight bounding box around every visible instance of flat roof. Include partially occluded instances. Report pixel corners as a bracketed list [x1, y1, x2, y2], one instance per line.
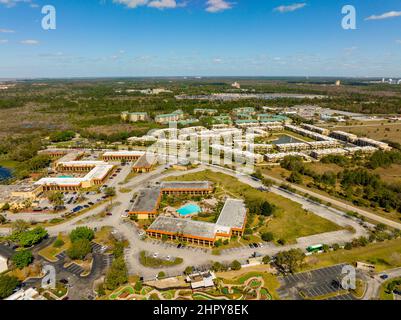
[130, 187, 162, 213]
[216, 199, 247, 230]
[160, 181, 213, 190]
[148, 216, 216, 240]
[103, 151, 146, 157]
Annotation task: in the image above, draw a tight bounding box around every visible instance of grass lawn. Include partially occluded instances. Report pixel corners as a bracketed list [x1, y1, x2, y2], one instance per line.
[218, 271, 281, 300]
[94, 226, 115, 247]
[139, 251, 183, 268]
[379, 277, 401, 300]
[38, 234, 70, 262]
[165, 170, 341, 244]
[303, 237, 401, 272]
[0, 160, 19, 169]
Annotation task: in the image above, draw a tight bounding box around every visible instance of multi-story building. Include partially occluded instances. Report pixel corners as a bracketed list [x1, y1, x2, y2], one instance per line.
[129, 181, 214, 220]
[355, 138, 391, 151]
[146, 198, 247, 247]
[194, 108, 218, 116]
[329, 131, 358, 143]
[102, 151, 145, 162]
[121, 112, 149, 122]
[155, 110, 185, 124]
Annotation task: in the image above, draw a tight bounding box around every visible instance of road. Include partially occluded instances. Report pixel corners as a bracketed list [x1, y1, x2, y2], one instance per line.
[363, 267, 401, 300]
[261, 171, 401, 230]
[0, 163, 373, 280]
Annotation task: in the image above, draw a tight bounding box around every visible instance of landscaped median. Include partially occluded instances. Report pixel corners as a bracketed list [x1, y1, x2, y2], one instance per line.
[139, 251, 183, 268]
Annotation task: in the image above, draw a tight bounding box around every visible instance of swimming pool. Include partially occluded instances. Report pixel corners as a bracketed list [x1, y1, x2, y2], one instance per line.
[177, 204, 202, 216]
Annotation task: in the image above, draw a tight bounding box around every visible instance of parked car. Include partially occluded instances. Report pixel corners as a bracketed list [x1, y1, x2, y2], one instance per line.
[380, 274, 389, 280]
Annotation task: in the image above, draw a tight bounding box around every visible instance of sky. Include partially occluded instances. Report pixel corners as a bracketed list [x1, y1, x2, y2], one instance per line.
[0, 0, 401, 78]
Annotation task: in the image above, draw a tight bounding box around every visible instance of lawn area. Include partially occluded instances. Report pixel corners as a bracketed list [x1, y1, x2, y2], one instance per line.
[379, 277, 401, 300]
[217, 270, 281, 300]
[303, 237, 401, 272]
[94, 226, 115, 247]
[139, 251, 183, 268]
[0, 159, 19, 169]
[332, 122, 401, 144]
[374, 164, 401, 184]
[165, 170, 342, 244]
[38, 233, 70, 262]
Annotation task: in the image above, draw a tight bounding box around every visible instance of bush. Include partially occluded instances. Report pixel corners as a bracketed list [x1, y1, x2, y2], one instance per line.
[11, 226, 48, 248]
[261, 232, 274, 242]
[134, 281, 143, 293]
[67, 238, 92, 260]
[0, 275, 20, 299]
[53, 238, 65, 248]
[69, 227, 95, 243]
[11, 250, 33, 269]
[230, 260, 242, 271]
[104, 257, 128, 290]
[262, 255, 271, 264]
[158, 271, 166, 279]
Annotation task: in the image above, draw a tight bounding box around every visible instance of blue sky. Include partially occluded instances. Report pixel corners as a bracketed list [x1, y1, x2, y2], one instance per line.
[0, 0, 401, 78]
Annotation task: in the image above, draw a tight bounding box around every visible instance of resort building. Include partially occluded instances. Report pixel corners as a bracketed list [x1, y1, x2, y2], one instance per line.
[132, 153, 158, 173]
[146, 198, 247, 246]
[355, 138, 391, 151]
[276, 142, 311, 152]
[329, 131, 358, 143]
[155, 110, 185, 124]
[121, 112, 149, 122]
[129, 181, 214, 220]
[55, 160, 107, 172]
[194, 108, 218, 116]
[301, 124, 330, 136]
[0, 184, 43, 211]
[265, 152, 308, 163]
[34, 164, 114, 192]
[310, 148, 348, 160]
[102, 151, 145, 162]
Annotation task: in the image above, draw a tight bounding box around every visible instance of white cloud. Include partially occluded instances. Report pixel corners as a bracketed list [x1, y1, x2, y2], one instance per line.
[365, 11, 401, 21]
[206, 0, 232, 13]
[148, 0, 177, 9]
[113, 0, 182, 9]
[0, 28, 15, 33]
[0, 0, 31, 8]
[274, 3, 306, 13]
[20, 39, 39, 45]
[0, 39, 8, 44]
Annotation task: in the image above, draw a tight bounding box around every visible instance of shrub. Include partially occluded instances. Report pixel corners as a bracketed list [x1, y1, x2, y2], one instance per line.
[53, 238, 65, 248]
[67, 238, 92, 260]
[69, 227, 95, 243]
[11, 250, 33, 269]
[261, 232, 274, 242]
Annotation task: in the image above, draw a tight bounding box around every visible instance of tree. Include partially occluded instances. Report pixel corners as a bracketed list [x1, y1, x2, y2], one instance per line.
[230, 260, 241, 271]
[0, 275, 20, 299]
[275, 249, 305, 274]
[11, 250, 33, 269]
[11, 226, 48, 247]
[0, 214, 6, 224]
[104, 257, 128, 290]
[47, 191, 64, 207]
[261, 232, 274, 242]
[53, 238, 65, 248]
[134, 280, 143, 293]
[69, 226, 95, 243]
[158, 271, 166, 279]
[67, 238, 92, 260]
[184, 266, 193, 275]
[11, 219, 30, 234]
[287, 171, 303, 184]
[1, 203, 10, 212]
[260, 201, 274, 217]
[262, 255, 271, 265]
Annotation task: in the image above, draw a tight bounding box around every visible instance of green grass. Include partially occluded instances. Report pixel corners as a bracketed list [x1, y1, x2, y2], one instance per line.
[139, 251, 183, 268]
[0, 160, 19, 169]
[303, 237, 401, 272]
[165, 170, 341, 243]
[379, 277, 401, 300]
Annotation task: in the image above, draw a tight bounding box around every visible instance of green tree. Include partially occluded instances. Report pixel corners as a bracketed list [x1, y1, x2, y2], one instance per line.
[11, 226, 48, 247]
[184, 266, 193, 275]
[158, 271, 166, 279]
[11, 250, 33, 269]
[0, 214, 6, 224]
[47, 191, 65, 207]
[261, 232, 274, 242]
[53, 238, 65, 248]
[275, 249, 306, 274]
[67, 238, 92, 260]
[262, 255, 271, 265]
[104, 257, 128, 290]
[260, 201, 274, 216]
[1, 203, 10, 212]
[69, 226, 95, 243]
[0, 275, 20, 299]
[230, 260, 242, 271]
[134, 281, 143, 293]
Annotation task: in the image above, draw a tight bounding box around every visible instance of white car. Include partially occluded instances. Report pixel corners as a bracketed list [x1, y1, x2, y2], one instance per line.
[153, 253, 159, 258]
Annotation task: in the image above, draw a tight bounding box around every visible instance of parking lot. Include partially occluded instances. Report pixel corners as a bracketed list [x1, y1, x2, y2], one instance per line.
[277, 264, 355, 300]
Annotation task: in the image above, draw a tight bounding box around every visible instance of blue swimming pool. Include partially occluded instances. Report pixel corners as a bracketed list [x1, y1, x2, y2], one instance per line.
[177, 204, 202, 216]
